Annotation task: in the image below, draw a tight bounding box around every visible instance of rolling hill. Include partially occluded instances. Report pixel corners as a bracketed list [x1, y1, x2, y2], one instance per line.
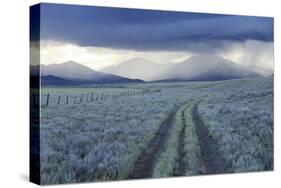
[41, 75, 78, 86]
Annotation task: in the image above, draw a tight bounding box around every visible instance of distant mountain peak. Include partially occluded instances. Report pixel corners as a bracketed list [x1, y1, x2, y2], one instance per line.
[54, 60, 92, 69]
[182, 54, 230, 64]
[40, 61, 144, 85]
[102, 58, 172, 81]
[155, 54, 260, 81]
[62, 60, 77, 64]
[60, 60, 79, 65]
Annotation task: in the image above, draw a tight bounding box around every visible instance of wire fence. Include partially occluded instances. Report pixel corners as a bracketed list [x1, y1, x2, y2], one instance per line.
[30, 88, 161, 108]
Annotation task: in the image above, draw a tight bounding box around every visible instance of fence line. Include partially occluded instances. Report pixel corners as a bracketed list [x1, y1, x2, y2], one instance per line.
[33, 89, 161, 108]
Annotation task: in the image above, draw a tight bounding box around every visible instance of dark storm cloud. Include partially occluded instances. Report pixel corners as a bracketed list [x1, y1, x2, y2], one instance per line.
[39, 3, 273, 52]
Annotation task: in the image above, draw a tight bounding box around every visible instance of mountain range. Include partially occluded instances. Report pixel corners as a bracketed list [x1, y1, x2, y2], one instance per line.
[35, 55, 269, 86]
[155, 55, 261, 81]
[103, 55, 263, 82]
[39, 61, 144, 86]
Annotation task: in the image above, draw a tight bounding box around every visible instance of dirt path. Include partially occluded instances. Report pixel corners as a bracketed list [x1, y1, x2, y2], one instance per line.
[128, 107, 178, 179]
[128, 100, 226, 179]
[192, 103, 226, 174]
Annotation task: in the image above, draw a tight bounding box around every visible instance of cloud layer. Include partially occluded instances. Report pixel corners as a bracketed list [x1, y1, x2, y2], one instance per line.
[220, 40, 274, 70]
[36, 3, 274, 72]
[39, 3, 273, 53]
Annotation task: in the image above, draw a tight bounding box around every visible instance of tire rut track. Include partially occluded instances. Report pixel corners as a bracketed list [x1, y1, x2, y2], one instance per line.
[128, 100, 226, 179]
[192, 103, 226, 174]
[128, 107, 178, 179]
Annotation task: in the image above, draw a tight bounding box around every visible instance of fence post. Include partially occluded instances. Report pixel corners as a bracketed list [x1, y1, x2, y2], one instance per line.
[79, 94, 83, 104]
[57, 96, 61, 105]
[46, 93, 49, 107]
[74, 96, 77, 104]
[66, 95, 69, 105]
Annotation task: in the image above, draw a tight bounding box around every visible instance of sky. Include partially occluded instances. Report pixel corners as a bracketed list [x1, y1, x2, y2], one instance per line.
[34, 3, 274, 70]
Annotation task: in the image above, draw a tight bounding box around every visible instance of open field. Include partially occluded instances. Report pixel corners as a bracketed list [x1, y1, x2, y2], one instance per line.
[39, 76, 273, 184]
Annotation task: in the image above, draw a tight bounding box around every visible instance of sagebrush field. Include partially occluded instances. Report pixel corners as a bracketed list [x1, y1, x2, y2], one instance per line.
[39, 76, 273, 184]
